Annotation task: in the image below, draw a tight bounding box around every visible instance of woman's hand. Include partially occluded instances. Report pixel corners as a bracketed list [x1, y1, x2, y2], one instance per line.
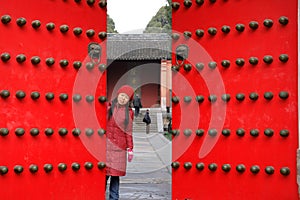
[127, 149, 133, 162]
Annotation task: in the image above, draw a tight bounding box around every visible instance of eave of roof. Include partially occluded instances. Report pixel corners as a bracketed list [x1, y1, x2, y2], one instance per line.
[107, 33, 172, 60]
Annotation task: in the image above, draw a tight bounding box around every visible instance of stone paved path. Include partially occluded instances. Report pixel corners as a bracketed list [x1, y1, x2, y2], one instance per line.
[107, 131, 172, 200]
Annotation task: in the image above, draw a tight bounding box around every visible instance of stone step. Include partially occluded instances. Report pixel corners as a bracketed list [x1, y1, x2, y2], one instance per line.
[133, 113, 158, 131]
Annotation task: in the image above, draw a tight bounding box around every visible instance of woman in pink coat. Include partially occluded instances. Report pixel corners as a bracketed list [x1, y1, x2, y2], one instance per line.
[106, 85, 134, 200]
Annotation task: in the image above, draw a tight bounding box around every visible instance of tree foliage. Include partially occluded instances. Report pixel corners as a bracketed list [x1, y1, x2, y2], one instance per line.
[143, 2, 171, 34]
[107, 0, 171, 34]
[107, 14, 118, 33]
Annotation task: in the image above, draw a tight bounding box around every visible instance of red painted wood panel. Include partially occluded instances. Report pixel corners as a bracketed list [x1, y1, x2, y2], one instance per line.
[0, 1, 107, 199]
[172, 0, 298, 199]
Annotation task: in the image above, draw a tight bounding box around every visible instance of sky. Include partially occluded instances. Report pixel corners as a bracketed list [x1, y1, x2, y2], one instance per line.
[107, 0, 168, 34]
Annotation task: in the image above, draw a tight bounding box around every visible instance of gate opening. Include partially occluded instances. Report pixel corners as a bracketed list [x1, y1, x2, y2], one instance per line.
[106, 33, 172, 199]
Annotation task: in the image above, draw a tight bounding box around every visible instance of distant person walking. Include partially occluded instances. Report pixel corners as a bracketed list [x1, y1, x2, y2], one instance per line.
[133, 94, 142, 117]
[143, 109, 151, 134]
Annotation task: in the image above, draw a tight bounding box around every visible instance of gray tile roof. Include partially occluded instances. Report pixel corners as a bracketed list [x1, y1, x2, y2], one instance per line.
[107, 33, 172, 60]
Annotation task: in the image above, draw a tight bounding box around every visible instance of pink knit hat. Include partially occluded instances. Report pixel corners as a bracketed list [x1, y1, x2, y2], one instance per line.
[117, 85, 134, 100]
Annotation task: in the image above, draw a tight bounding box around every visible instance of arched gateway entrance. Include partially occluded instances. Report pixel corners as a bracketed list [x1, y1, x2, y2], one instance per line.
[107, 33, 172, 110]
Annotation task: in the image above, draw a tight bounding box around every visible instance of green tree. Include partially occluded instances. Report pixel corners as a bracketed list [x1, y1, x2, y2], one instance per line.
[143, 2, 171, 34]
[107, 14, 118, 33]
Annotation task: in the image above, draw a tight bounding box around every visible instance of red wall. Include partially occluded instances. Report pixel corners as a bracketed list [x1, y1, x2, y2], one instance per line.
[107, 60, 160, 108]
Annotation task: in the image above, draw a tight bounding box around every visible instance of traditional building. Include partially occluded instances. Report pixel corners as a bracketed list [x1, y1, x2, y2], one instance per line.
[107, 33, 172, 110]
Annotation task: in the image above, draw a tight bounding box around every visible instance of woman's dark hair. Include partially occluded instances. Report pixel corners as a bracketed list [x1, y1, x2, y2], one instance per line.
[108, 98, 130, 128]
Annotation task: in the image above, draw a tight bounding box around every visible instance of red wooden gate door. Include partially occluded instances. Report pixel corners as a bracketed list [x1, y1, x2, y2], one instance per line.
[172, 0, 298, 199]
[0, 1, 107, 199]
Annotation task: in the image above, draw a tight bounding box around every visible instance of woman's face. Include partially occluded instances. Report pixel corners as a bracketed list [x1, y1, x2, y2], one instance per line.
[117, 93, 130, 105]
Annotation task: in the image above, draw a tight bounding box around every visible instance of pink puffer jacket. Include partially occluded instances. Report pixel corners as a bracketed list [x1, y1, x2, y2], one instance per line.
[106, 104, 133, 176]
